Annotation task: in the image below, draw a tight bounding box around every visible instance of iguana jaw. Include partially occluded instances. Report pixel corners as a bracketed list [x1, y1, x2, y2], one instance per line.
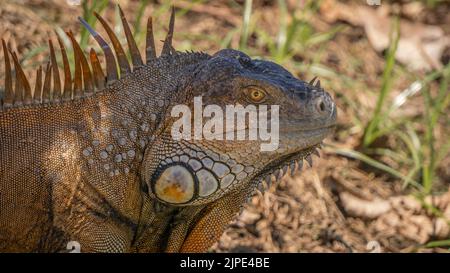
[248, 125, 336, 193]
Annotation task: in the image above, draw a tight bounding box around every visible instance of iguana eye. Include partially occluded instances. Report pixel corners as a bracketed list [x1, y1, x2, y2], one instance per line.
[245, 86, 267, 103]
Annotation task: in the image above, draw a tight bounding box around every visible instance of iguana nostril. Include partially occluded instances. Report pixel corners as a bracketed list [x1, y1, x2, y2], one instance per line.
[316, 98, 326, 113]
[319, 101, 325, 112]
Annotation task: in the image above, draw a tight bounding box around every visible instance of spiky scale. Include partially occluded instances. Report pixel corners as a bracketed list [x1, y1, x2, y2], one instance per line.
[305, 155, 313, 167]
[290, 161, 297, 176]
[48, 39, 61, 100]
[42, 62, 52, 103]
[257, 182, 265, 193]
[2, 39, 14, 107]
[78, 16, 118, 82]
[264, 175, 272, 187]
[161, 7, 175, 56]
[309, 76, 317, 85]
[118, 5, 143, 68]
[315, 80, 321, 88]
[34, 66, 43, 103]
[297, 160, 303, 172]
[56, 33, 72, 100]
[94, 11, 131, 75]
[146, 17, 156, 62]
[71, 36, 83, 98]
[12, 55, 23, 105]
[10, 51, 31, 105]
[67, 31, 94, 93]
[273, 169, 280, 180]
[313, 148, 321, 158]
[277, 168, 284, 180]
[89, 48, 105, 90]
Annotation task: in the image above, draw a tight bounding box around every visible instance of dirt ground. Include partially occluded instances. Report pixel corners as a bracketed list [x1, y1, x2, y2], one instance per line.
[1, 0, 449, 252]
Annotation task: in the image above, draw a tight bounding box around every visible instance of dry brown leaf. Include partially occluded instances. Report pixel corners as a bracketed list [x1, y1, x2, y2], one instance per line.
[320, 0, 450, 71]
[340, 191, 391, 219]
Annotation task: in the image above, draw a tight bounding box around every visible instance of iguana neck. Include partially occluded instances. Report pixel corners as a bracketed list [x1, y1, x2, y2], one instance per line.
[70, 55, 207, 176]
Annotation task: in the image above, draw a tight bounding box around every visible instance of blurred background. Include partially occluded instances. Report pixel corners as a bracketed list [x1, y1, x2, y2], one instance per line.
[0, 0, 449, 252]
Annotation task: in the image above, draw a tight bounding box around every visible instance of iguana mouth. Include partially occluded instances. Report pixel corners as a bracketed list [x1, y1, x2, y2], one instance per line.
[250, 123, 336, 191]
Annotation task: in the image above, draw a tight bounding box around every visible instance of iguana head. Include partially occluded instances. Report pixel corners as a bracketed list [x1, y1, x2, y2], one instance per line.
[141, 49, 336, 206]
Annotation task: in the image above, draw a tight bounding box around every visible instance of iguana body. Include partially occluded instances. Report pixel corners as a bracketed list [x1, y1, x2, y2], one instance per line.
[0, 6, 336, 252]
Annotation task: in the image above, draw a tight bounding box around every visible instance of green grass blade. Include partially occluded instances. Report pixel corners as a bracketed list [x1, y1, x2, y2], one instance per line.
[330, 147, 423, 190]
[79, 0, 109, 49]
[133, 0, 150, 38]
[363, 17, 400, 147]
[425, 240, 450, 248]
[239, 0, 253, 50]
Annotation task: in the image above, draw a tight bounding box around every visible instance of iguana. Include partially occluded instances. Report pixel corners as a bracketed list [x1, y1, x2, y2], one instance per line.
[0, 6, 336, 252]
